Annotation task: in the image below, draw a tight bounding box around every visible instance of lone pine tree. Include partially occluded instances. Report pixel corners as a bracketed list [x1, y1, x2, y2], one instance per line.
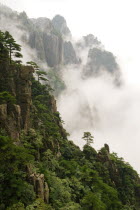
[82, 132, 94, 146]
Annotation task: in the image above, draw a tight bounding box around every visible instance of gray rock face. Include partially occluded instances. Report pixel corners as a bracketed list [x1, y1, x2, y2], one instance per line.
[83, 34, 101, 48]
[0, 5, 64, 68]
[85, 48, 119, 76]
[28, 18, 64, 67]
[52, 15, 71, 38]
[29, 30, 46, 61]
[63, 41, 79, 65]
[0, 64, 34, 139]
[29, 29, 63, 67]
[31, 17, 53, 33]
[0, 4, 121, 84]
[27, 164, 49, 203]
[43, 33, 63, 67]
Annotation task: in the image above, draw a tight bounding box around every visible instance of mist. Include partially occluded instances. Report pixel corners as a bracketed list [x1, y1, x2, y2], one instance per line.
[57, 62, 140, 173]
[0, 13, 38, 63]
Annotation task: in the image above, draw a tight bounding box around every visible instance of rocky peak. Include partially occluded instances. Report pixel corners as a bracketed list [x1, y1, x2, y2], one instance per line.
[31, 17, 54, 34]
[84, 47, 119, 78]
[83, 34, 101, 48]
[52, 15, 71, 38]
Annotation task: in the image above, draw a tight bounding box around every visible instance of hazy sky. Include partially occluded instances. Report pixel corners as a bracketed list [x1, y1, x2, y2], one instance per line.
[1, 0, 140, 84]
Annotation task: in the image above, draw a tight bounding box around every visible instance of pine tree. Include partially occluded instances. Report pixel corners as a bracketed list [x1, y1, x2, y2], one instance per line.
[82, 132, 94, 146]
[0, 31, 8, 62]
[26, 61, 48, 82]
[4, 31, 23, 63]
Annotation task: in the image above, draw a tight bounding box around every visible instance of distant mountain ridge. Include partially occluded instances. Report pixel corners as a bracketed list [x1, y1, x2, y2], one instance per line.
[0, 3, 121, 84]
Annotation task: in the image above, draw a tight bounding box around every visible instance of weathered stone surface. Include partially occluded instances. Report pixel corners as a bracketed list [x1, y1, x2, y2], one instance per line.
[50, 96, 57, 113]
[7, 104, 21, 139]
[27, 164, 49, 203]
[31, 17, 54, 33]
[0, 104, 7, 121]
[17, 66, 34, 131]
[0, 103, 21, 139]
[43, 33, 63, 67]
[0, 64, 34, 138]
[84, 48, 120, 80]
[83, 34, 101, 48]
[44, 182, 49, 203]
[104, 143, 110, 153]
[63, 41, 79, 65]
[52, 15, 71, 38]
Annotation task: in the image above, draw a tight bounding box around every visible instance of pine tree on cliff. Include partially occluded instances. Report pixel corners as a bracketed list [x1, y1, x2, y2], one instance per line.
[82, 132, 94, 146]
[27, 61, 48, 82]
[0, 31, 8, 62]
[4, 31, 23, 63]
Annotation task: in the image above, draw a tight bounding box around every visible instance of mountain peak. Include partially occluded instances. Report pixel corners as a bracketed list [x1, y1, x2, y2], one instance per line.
[52, 14, 71, 38]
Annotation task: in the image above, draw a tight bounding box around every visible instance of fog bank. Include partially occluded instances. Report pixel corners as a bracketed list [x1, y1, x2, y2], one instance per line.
[57, 65, 140, 173]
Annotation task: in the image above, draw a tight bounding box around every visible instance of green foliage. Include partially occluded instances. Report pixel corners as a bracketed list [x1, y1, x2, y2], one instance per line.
[21, 129, 43, 160]
[0, 30, 23, 64]
[82, 131, 94, 146]
[0, 135, 35, 208]
[26, 199, 53, 210]
[0, 91, 16, 104]
[27, 61, 49, 83]
[47, 69, 66, 96]
[7, 202, 25, 210]
[0, 31, 9, 62]
[83, 144, 97, 161]
[81, 192, 106, 210]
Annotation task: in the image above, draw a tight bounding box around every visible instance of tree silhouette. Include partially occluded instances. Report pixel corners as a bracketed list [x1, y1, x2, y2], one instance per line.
[82, 132, 94, 146]
[4, 31, 23, 63]
[0, 31, 8, 62]
[26, 61, 48, 82]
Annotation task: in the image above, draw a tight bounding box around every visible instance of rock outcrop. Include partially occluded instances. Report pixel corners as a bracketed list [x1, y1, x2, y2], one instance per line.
[83, 34, 101, 48]
[0, 63, 34, 138]
[29, 18, 64, 67]
[63, 41, 79, 65]
[84, 48, 120, 78]
[52, 15, 71, 38]
[30, 173, 49, 203]
[27, 165, 49, 203]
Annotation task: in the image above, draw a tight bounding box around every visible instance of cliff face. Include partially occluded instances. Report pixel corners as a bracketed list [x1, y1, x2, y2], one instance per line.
[42, 33, 63, 67]
[0, 63, 33, 139]
[63, 41, 79, 65]
[0, 4, 121, 86]
[52, 15, 71, 38]
[28, 18, 64, 67]
[86, 48, 119, 75]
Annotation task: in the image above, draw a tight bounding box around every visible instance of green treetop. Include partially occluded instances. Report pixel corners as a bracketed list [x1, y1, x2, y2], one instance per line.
[4, 31, 23, 63]
[82, 132, 94, 146]
[0, 31, 9, 62]
[26, 61, 48, 82]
